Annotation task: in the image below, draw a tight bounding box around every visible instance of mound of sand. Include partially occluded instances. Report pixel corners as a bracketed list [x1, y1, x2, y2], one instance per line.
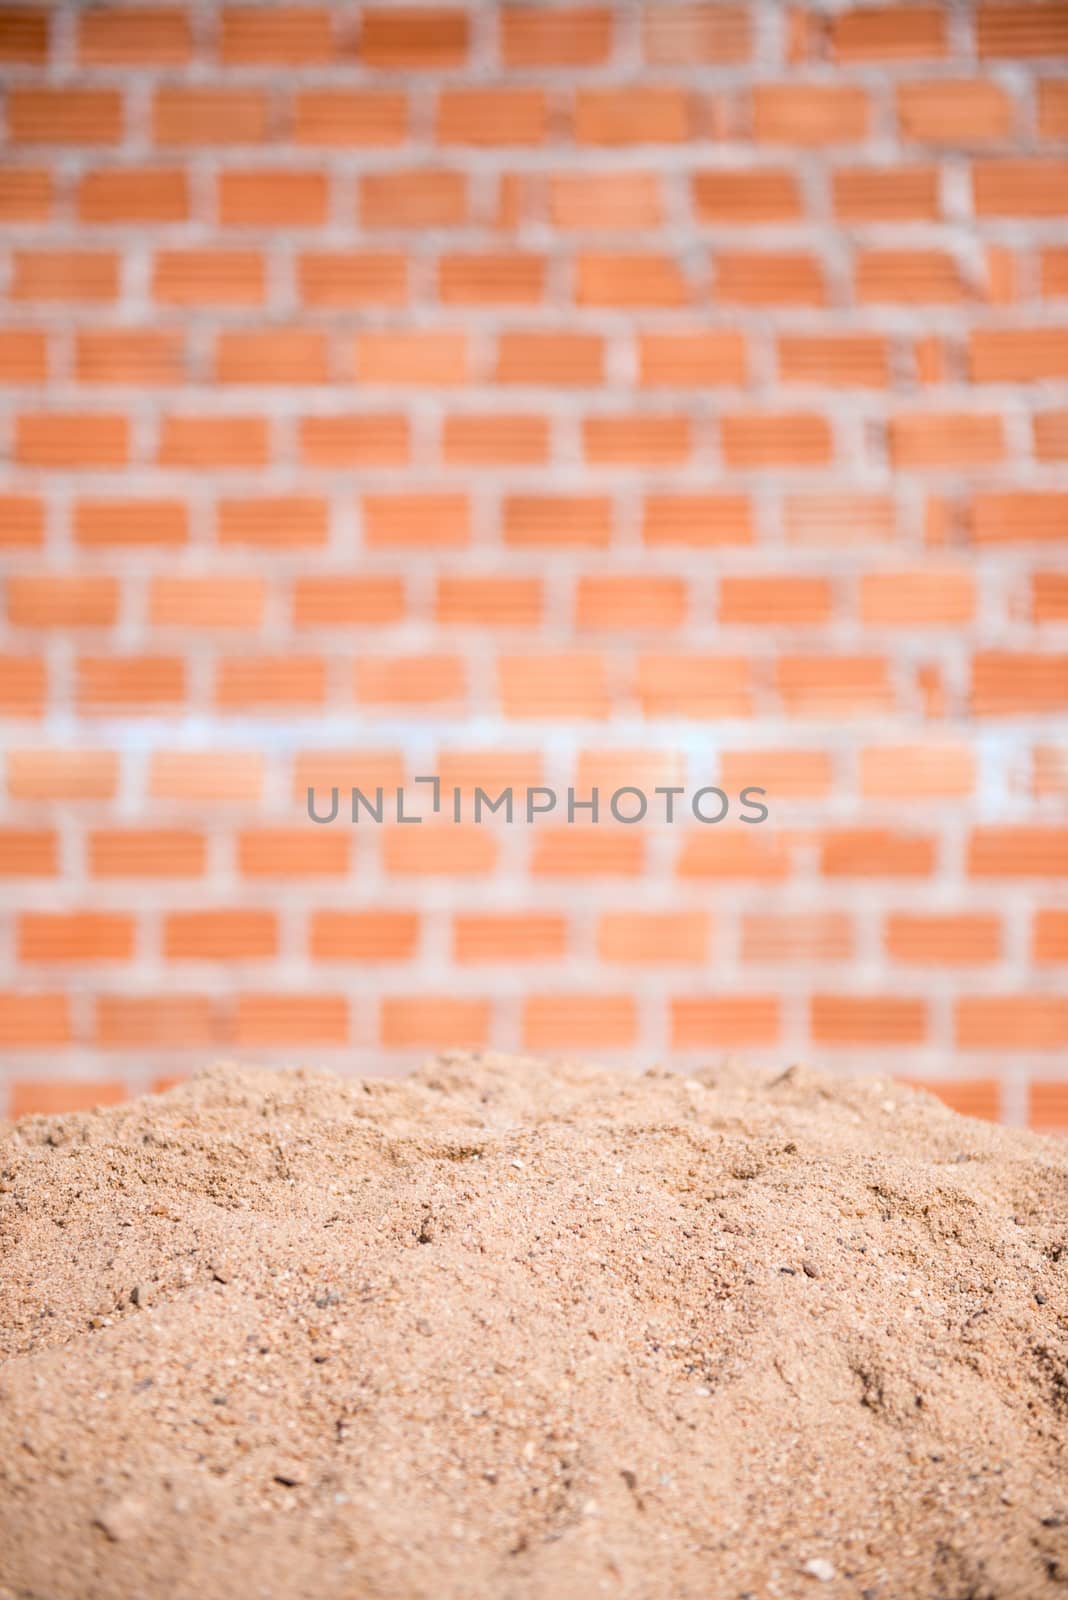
[1, 1053, 1066, 1599]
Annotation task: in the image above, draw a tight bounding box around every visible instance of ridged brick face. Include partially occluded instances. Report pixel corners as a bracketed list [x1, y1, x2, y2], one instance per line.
[0, 0, 1066, 1127]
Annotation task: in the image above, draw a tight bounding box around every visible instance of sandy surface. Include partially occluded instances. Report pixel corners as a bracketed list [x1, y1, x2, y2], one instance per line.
[0, 1052, 1066, 1599]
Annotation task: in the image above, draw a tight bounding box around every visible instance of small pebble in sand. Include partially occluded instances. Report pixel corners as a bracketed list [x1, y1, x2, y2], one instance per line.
[803, 1557, 836, 1581]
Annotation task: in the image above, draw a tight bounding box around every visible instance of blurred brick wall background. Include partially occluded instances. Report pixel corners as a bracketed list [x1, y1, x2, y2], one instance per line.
[1, 0, 1066, 1125]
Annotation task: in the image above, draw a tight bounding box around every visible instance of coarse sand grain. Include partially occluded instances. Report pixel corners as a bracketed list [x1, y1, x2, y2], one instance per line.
[0, 1052, 1066, 1599]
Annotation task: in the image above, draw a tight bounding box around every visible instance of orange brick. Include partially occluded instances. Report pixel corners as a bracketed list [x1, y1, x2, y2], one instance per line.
[970, 329, 1068, 382]
[855, 250, 965, 303]
[1032, 747, 1068, 798]
[677, 832, 790, 880]
[360, 7, 467, 66]
[7, 749, 117, 800]
[886, 913, 1001, 964]
[8, 575, 118, 628]
[0, 656, 45, 716]
[1034, 910, 1068, 962]
[299, 414, 409, 467]
[753, 84, 869, 143]
[977, 4, 1068, 57]
[896, 80, 1012, 142]
[158, 414, 268, 468]
[219, 7, 332, 62]
[574, 749, 685, 796]
[0, 329, 47, 381]
[889, 413, 1003, 467]
[1033, 573, 1068, 622]
[294, 90, 407, 145]
[499, 653, 609, 717]
[860, 570, 975, 625]
[17, 413, 127, 468]
[821, 829, 934, 877]
[971, 492, 1068, 544]
[693, 169, 800, 221]
[149, 750, 263, 804]
[1028, 1082, 1068, 1131]
[219, 170, 327, 227]
[154, 87, 270, 145]
[576, 575, 686, 630]
[237, 829, 349, 879]
[496, 331, 602, 386]
[164, 910, 276, 960]
[382, 997, 489, 1049]
[974, 160, 1068, 215]
[454, 913, 566, 963]
[95, 995, 220, 1049]
[78, 7, 190, 62]
[435, 575, 542, 626]
[714, 251, 825, 305]
[971, 652, 1068, 715]
[833, 166, 939, 219]
[154, 250, 265, 305]
[78, 655, 184, 712]
[0, 994, 69, 1046]
[10, 1080, 125, 1118]
[502, 7, 612, 65]
[150, 576, 266, 628]
[0, 495, 43, 548]
[363, 492, 468, 549]
[437, 87, 546, 144]
[297, 751, 406, 806]
[75, 330, 183, 385]
[832, 7, 945, 59]
[216, 330, 328, 383]
[583, 415, 690, 465]
[0, 168, 51, 221]
[642, 4, 749, 64]
[383, 825, 496, 876]
[0, 7, 48, 62]
[20, 911, 134, 962]
[236, 994, 348, 1046]
[310, 911, 419, 961]
[811, 994, 926, 1044]
[637, 655, 751, 717]
[721, 748, 831, 798]
[598, 911, 709, 964]
[969, 826, 1068, 877]
[217, 497, 327, 549]
[551, 173, 662, 230]
[298, 251, 407, 307]
[441, 414, 548, 466]
[89, 829, 205, 877]
[1034, 411, 1068, 463]
[523, 993, 635, 1050]
[741, 912, 852, 963]
[671, 995, 779, 1047]
[216, 656, 325, 710]
[10, 251, 117, 302]
[860, 742, 974, 797]
[575, 86, 693, 144]
[437, 749, 544, 797]
[440, 253, 545, 305]
[957, 996, 1068, 1049]
[355, 653, 465, 707]
[0, 828, 56, 875]
[719, 576, 831, 625]
[1038, 80, 1068, 137]
[638, 330, 747, 386]
[778, 334, 888, 386]
[356, 330, 467, 385]
[75, 498, 186, 548]
[8, 88, 122, 144]
[909, 1075, 1004, 1119]
[643, 494, 751, 547]
[504, 494, 612, 548]
[721, 412, 832, 467]
[532, 829, 644, 877]
[293, 576, 405, 626]
[78, 168, 187, 223]
[361, 170, 465, 227]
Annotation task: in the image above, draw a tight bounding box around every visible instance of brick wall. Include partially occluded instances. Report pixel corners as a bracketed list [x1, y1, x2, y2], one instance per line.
[1, 1, 1066, 1127]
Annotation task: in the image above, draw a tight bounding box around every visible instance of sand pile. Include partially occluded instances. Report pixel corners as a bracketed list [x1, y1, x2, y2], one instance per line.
[1, 1053, 1066, 1600]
